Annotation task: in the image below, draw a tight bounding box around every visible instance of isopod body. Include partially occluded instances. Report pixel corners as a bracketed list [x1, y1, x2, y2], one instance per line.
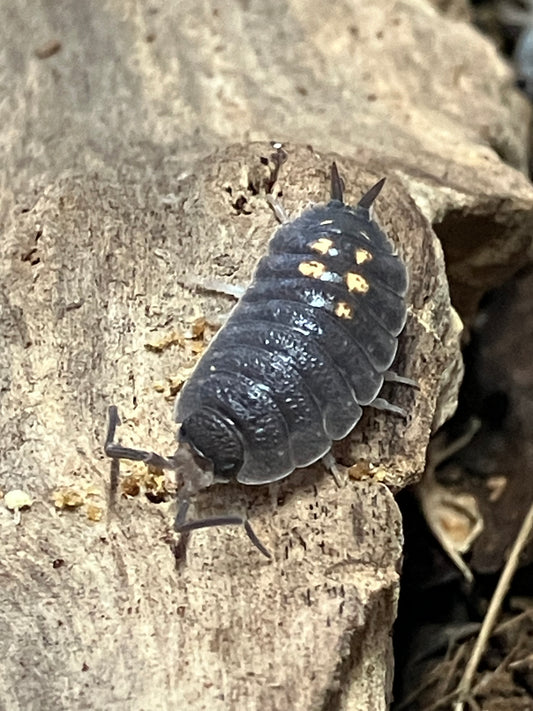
[175, 165, 408, 486]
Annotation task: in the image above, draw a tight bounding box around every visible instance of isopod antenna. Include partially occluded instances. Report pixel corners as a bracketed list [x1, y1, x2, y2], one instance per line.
[105, 406, 271, 558]
[174, 500, 272, 559]
[105, 405, 178, 470]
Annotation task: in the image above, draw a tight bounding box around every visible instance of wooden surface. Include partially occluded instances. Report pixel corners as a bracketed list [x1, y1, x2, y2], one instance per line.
[1, 1, 532, 709]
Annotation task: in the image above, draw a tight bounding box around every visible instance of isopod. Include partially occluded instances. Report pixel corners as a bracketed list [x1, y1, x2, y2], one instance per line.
[105, 161, 413, 557]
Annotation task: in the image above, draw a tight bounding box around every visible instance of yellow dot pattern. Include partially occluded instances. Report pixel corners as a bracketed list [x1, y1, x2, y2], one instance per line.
[334, 301, 353, 319]
[345, 272, 370, 294]
[309, 237, 335, 255]
[355, 248, 372, 264]
[298, 260, 328, 278]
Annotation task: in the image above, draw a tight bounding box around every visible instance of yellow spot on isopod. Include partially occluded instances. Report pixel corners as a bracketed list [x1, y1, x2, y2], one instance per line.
[309, 237, 335, 255]
[334, 301, 353, 319]
[355, 248, 373, 264]
[320, 219, 334, 225]
[298, 260, 327, 278]
[345, 272, 370, 293]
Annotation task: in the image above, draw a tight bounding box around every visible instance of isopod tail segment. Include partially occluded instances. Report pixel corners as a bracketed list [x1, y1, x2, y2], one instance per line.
[331, 160, 386, 212]
[357, 175, 386, 211]
[270, 160, 385, 224]
[330, 161, 345, 202]
[104, 406, 272, 558]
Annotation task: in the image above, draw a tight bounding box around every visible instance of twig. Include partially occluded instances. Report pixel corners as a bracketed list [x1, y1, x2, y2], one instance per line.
[453, 500, 533, 711]
[470, 644, 520, 699]
[442, 644, 468, 695]
[396, 647, 463, 711]
[492, 608, 533, 636]
[420, 689, 458, 711]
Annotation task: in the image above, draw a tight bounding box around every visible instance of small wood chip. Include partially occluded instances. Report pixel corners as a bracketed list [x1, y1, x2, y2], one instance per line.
[34, 40, 61, 59]
[52, 488, 84, 509]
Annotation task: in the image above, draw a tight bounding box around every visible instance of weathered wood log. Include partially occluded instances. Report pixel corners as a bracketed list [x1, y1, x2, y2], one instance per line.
[1, 1, 532, 709]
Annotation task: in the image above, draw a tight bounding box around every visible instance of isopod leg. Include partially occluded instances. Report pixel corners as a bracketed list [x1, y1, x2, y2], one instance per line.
[178, 274, 245, 301]
[175, 508, 272, 559]
[244, 520, 272, 559]
[265, 143, 289, 222]
[384, 370, 419, 388]
[266, 194, 289, 224]
[371, 397, 407, 417]
[321, 452, 345, 488]
[174, 498, 190, 528]
[269, 142, 288, 187]
[104, 405, 177, 470]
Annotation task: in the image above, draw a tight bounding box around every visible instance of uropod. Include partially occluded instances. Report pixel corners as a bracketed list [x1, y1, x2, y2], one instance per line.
[105, 161, 414, 557]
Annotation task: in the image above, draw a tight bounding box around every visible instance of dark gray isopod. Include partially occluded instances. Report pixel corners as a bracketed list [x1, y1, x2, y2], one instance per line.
[105, 163, 412, 557]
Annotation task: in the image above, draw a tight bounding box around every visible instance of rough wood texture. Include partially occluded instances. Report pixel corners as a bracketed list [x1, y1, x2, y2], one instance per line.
[1, 1, 532, 710]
